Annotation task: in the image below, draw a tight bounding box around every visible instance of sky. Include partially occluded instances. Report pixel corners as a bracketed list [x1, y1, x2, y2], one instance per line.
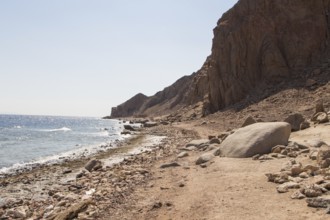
[0, 0, 238, 117]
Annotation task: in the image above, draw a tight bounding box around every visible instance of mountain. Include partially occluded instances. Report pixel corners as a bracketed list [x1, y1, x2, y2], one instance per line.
[110, 0, 330, 119]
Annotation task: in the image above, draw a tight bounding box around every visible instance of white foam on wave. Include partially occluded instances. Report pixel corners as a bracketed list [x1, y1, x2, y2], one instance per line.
[43, 127, 72, 132]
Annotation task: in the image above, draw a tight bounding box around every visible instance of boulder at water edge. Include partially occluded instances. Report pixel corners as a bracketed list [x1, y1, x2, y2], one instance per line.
[220, 122, 291, 158]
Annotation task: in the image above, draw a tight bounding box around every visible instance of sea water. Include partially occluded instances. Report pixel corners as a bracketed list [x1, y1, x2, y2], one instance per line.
[0, 114, 124, 174]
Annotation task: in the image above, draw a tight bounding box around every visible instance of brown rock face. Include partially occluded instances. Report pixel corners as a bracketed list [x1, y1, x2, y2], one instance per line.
[110, 0, 330, 118]
[206, 0, 330, 112]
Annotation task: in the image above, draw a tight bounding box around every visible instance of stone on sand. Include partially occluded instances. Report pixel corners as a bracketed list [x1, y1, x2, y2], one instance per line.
[220, 122, 291, 158]
[84, 159, 102, 172]
[241, 116, 257, 127]
[186, 139, 209, 148]
[284, 113, 305, 131]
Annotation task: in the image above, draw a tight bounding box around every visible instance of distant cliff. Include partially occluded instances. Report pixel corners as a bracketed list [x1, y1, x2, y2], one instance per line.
[110, 0, 330, 118]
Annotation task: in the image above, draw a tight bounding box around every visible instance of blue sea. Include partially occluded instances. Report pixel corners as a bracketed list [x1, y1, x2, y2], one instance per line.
[0, 114, 124, 174]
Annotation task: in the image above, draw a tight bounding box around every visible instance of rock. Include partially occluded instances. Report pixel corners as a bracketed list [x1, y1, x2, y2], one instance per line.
[281, 159, 297, 172]
[300, 121, 310, 130]
[84, 159, 102, 172]
[265, 172, 289, 184]
[306, 196, 330, 208]
[121, 130, 131, 135]
[220, 122, 291, 158]
[276, 182, 300, 193]
[252, 154, 260, 160]
[302, 164, 320, 173]
[306, 79, 317, 87]
[151, 202, 162, 209]
[312, 112, 329, 124]
[160, 121, 169, 125]
[62, 169, 72, 174]
[218, 132, 231, 141]
[287, 151, 298, 158]
[6, 209, 26, 219]
[0, 198, 21, 208]
[317, 146, 330, 168]
[54, 199, 91, 220]
[186, 139, 209, 148]
[258, 155, 273, 161]
[200, 163, 208, 168]
[301, 185, 323, 197]
[196, 152, 215, 165]
[299, 172, 309, 178]
[307, 139, 328, 148]
[271, 145, 285, 154]
[144, 122, 158, 127]
[291, 190, 306, 199]
[209, 138, 221, 144]
[284, 113, 305, 131]
[76, 171, 85, 179]
[180, 146, 197, 151]
[291, 164, 303, 176]
[315, 100, 325, 114]
[241, 116, 257, 127]
[124, 124, 136, 131]
[160, 162, 180, 169]
[177, 152, 189, 158]
[309, 150, 319, 160]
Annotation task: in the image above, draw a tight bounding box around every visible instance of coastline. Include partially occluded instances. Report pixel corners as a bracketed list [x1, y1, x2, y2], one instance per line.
[1, 120, 329, 219]
[0, 125, 191, 219]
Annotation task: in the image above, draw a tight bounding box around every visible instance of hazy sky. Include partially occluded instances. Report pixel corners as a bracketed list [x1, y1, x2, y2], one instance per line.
[0, 0, 238, 117]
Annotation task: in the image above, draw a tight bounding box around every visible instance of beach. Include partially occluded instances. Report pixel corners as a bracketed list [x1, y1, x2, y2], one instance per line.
[1, 115, 330, 219]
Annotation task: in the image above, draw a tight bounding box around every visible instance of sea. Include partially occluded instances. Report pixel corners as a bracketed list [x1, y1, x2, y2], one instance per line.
[0, 114, 126, 175]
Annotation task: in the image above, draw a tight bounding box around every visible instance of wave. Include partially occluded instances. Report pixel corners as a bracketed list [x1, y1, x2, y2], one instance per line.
[43, 127, 72, 132]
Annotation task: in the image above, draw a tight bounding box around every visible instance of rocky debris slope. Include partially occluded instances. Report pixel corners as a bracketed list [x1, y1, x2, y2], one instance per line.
[109, 0, 330, 118]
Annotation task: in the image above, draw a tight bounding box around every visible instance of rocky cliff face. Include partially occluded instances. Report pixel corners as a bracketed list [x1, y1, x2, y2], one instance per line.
[110, 0, 330, 118]
[206, 0, 330, 112]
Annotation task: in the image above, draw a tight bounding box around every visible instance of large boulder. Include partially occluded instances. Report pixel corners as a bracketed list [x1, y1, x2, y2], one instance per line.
[220, 122, 291, 158]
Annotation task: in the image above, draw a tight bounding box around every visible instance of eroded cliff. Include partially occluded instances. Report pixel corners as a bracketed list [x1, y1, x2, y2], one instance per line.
[110, 0, 330, 118]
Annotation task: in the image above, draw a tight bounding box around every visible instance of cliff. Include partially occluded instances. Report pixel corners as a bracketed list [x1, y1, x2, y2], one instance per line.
[110, 0, 330, 118]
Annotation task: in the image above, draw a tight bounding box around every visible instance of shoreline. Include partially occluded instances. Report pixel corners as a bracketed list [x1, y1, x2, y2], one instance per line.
[1, 120, 329, 219]
[0, 126, 183, 219]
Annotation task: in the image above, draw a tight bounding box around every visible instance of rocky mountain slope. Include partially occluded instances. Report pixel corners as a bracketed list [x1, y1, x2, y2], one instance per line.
[110, 0, 330, 118]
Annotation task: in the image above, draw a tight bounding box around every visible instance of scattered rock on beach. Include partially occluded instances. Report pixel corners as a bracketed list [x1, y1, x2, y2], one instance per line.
[317, 146, 330, 168]
[177, 152, 189, 158]
[54, 199, 91, 220]
[220, 122, 291, 158]
[84, 159, 102, 172]
[284, 113, 305, 131]
[311, 112, 329, 124]
[300, 121, 310, 130]
[306, 196, 330, 208]
[144, 122, 158, 128]
[241, 116, 257, 127]
[195, 148, 220, 165]
[291, 190, 306, 199]
[160, 162, 180, 169]
[315, 100, 325, 114]
[186, 139, 209, 148]
[124, 124, 136, 131]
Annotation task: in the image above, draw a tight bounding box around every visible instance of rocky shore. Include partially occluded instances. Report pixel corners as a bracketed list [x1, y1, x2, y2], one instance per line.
[1, 102, 330, 219]
[0, 125, 199, 220]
